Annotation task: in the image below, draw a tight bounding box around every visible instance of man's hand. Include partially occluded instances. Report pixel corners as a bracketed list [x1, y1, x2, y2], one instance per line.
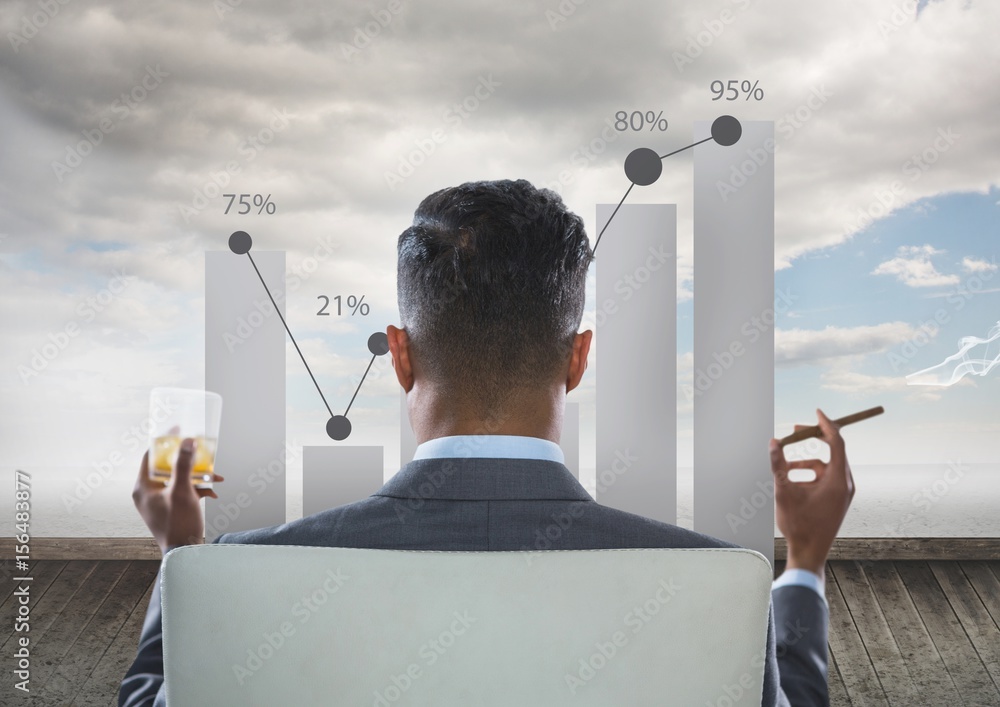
[770, 408, 856, 579]
[132, 437, 224, 555]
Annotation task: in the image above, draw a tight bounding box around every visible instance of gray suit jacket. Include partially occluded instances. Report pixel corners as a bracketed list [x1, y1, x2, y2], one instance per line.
[120, 456, 829, 706]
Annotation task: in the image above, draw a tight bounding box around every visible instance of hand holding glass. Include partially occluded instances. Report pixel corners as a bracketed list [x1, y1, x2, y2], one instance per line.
[148, 387, 222, 488]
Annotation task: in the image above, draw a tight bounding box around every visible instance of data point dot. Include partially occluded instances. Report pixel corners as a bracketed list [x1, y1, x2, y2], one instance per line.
[368, 332, 390, 356]
[229, 231, 252, 254]
[711, 115, 742, 146]
[624, 148, 663, 186]
[326, 415, 352, 441]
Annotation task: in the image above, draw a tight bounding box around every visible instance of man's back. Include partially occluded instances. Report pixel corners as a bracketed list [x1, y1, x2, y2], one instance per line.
[223, 456, 827, 706]
[120, 455, 829, 706]
[231, 457, 731, 553]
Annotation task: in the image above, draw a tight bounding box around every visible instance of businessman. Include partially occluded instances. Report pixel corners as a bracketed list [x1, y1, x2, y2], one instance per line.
[121, 179, 854, 706]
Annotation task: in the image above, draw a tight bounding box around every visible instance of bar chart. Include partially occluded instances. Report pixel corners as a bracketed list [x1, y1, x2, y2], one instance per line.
[203, 117, 776, 561]
[594, 204, 676, 523]
[590, 117, 775, 560]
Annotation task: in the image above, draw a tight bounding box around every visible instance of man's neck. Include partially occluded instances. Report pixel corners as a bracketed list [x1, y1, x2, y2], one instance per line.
[407, 385, 564, 445]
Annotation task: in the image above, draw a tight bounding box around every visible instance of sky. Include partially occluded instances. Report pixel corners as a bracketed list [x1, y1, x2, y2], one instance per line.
[1, 0, 998, 534]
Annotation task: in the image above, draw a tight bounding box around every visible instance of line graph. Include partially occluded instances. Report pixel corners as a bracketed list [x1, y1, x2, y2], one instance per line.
[228, 229, 389, 441]
[593, 114, 742, 252]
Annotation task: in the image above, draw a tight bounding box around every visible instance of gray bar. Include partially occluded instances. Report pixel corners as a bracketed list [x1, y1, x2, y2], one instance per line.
[400, 387, 417, 468]
[562, 402, 580, 478]
[205, 251, 286, 540]
[303, 446, 384, 516]
[595, 204, 676, 523]
[693, 121, 775, 564]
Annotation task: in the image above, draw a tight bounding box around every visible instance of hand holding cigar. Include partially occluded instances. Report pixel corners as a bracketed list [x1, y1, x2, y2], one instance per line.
[778, 406, 884, 447]
[770, 408, 865, 576]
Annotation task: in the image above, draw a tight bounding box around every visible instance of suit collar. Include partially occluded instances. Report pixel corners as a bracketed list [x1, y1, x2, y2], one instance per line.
[374, 457, 594, 501]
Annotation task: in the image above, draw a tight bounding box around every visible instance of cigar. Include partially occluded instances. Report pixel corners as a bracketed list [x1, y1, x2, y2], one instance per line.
[777, 406, 884, 447]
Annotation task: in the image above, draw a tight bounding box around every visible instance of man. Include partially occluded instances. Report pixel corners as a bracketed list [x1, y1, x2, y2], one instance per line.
[121, 179, 853, 706]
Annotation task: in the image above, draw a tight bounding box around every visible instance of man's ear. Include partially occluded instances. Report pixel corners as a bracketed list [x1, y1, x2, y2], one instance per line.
[386, 325, 414, 393]
[565, 329, 593, 394]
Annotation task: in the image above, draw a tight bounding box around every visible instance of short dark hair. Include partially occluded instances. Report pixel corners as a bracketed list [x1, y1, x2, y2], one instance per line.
[397, 179, 593, 412]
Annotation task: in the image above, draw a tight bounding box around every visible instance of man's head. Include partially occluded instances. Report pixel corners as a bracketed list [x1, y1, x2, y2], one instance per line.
[388, 179, 594, 423]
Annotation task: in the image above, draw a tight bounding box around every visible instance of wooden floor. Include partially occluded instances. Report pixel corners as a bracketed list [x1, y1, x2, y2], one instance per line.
[820, 561, 1000, 706]
[0, 560, 998, 705]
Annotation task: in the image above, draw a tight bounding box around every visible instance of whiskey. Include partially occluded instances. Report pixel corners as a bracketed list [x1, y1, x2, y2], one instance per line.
[150, 435, 217, 485]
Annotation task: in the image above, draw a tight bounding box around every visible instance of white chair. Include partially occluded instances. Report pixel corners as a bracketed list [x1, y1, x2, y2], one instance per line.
[161, 544, 772, 706]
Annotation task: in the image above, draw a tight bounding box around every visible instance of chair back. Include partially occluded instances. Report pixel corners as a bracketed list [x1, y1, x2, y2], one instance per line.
[161, 544, 772, 706]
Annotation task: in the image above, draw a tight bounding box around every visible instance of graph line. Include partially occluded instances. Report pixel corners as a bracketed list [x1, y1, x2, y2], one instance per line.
[659, 135, 713, 160]
[593, 182, 634, 252]
[592, 116, 741, 254]
[344, 353, 376, 416]
[244, 249, 335, 418]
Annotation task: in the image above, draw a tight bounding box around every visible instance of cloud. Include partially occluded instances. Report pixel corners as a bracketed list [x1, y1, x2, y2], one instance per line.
[899, 244, 944, 257]
[962, 256, 998, 273]
[819, 360, 974, 402]
[775, 322, 925, 367]
[2, 0, 1000, 475]
[871, 244, 960, 287]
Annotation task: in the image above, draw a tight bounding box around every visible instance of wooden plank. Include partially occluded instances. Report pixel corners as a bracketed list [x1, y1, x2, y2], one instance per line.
[961, 561, 1000, 631]
[25, 561, 131, 694]
[831, 561, 920, 704]
[0, 537, 162, 560]
[43, 561, 161, 702]
[776, 538, 1000, 561]
[0, 560, 68, 652]
[76, 564, 159, 707]
[929, 561, 1000, 694]
[863, 561, 962, 704]
[825, 562, 888, 705]
[0, 561, 79, 705]
[896, 561, 999, 705]
[827, 646, 852, 707]
[989, 561, 1000, 591]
